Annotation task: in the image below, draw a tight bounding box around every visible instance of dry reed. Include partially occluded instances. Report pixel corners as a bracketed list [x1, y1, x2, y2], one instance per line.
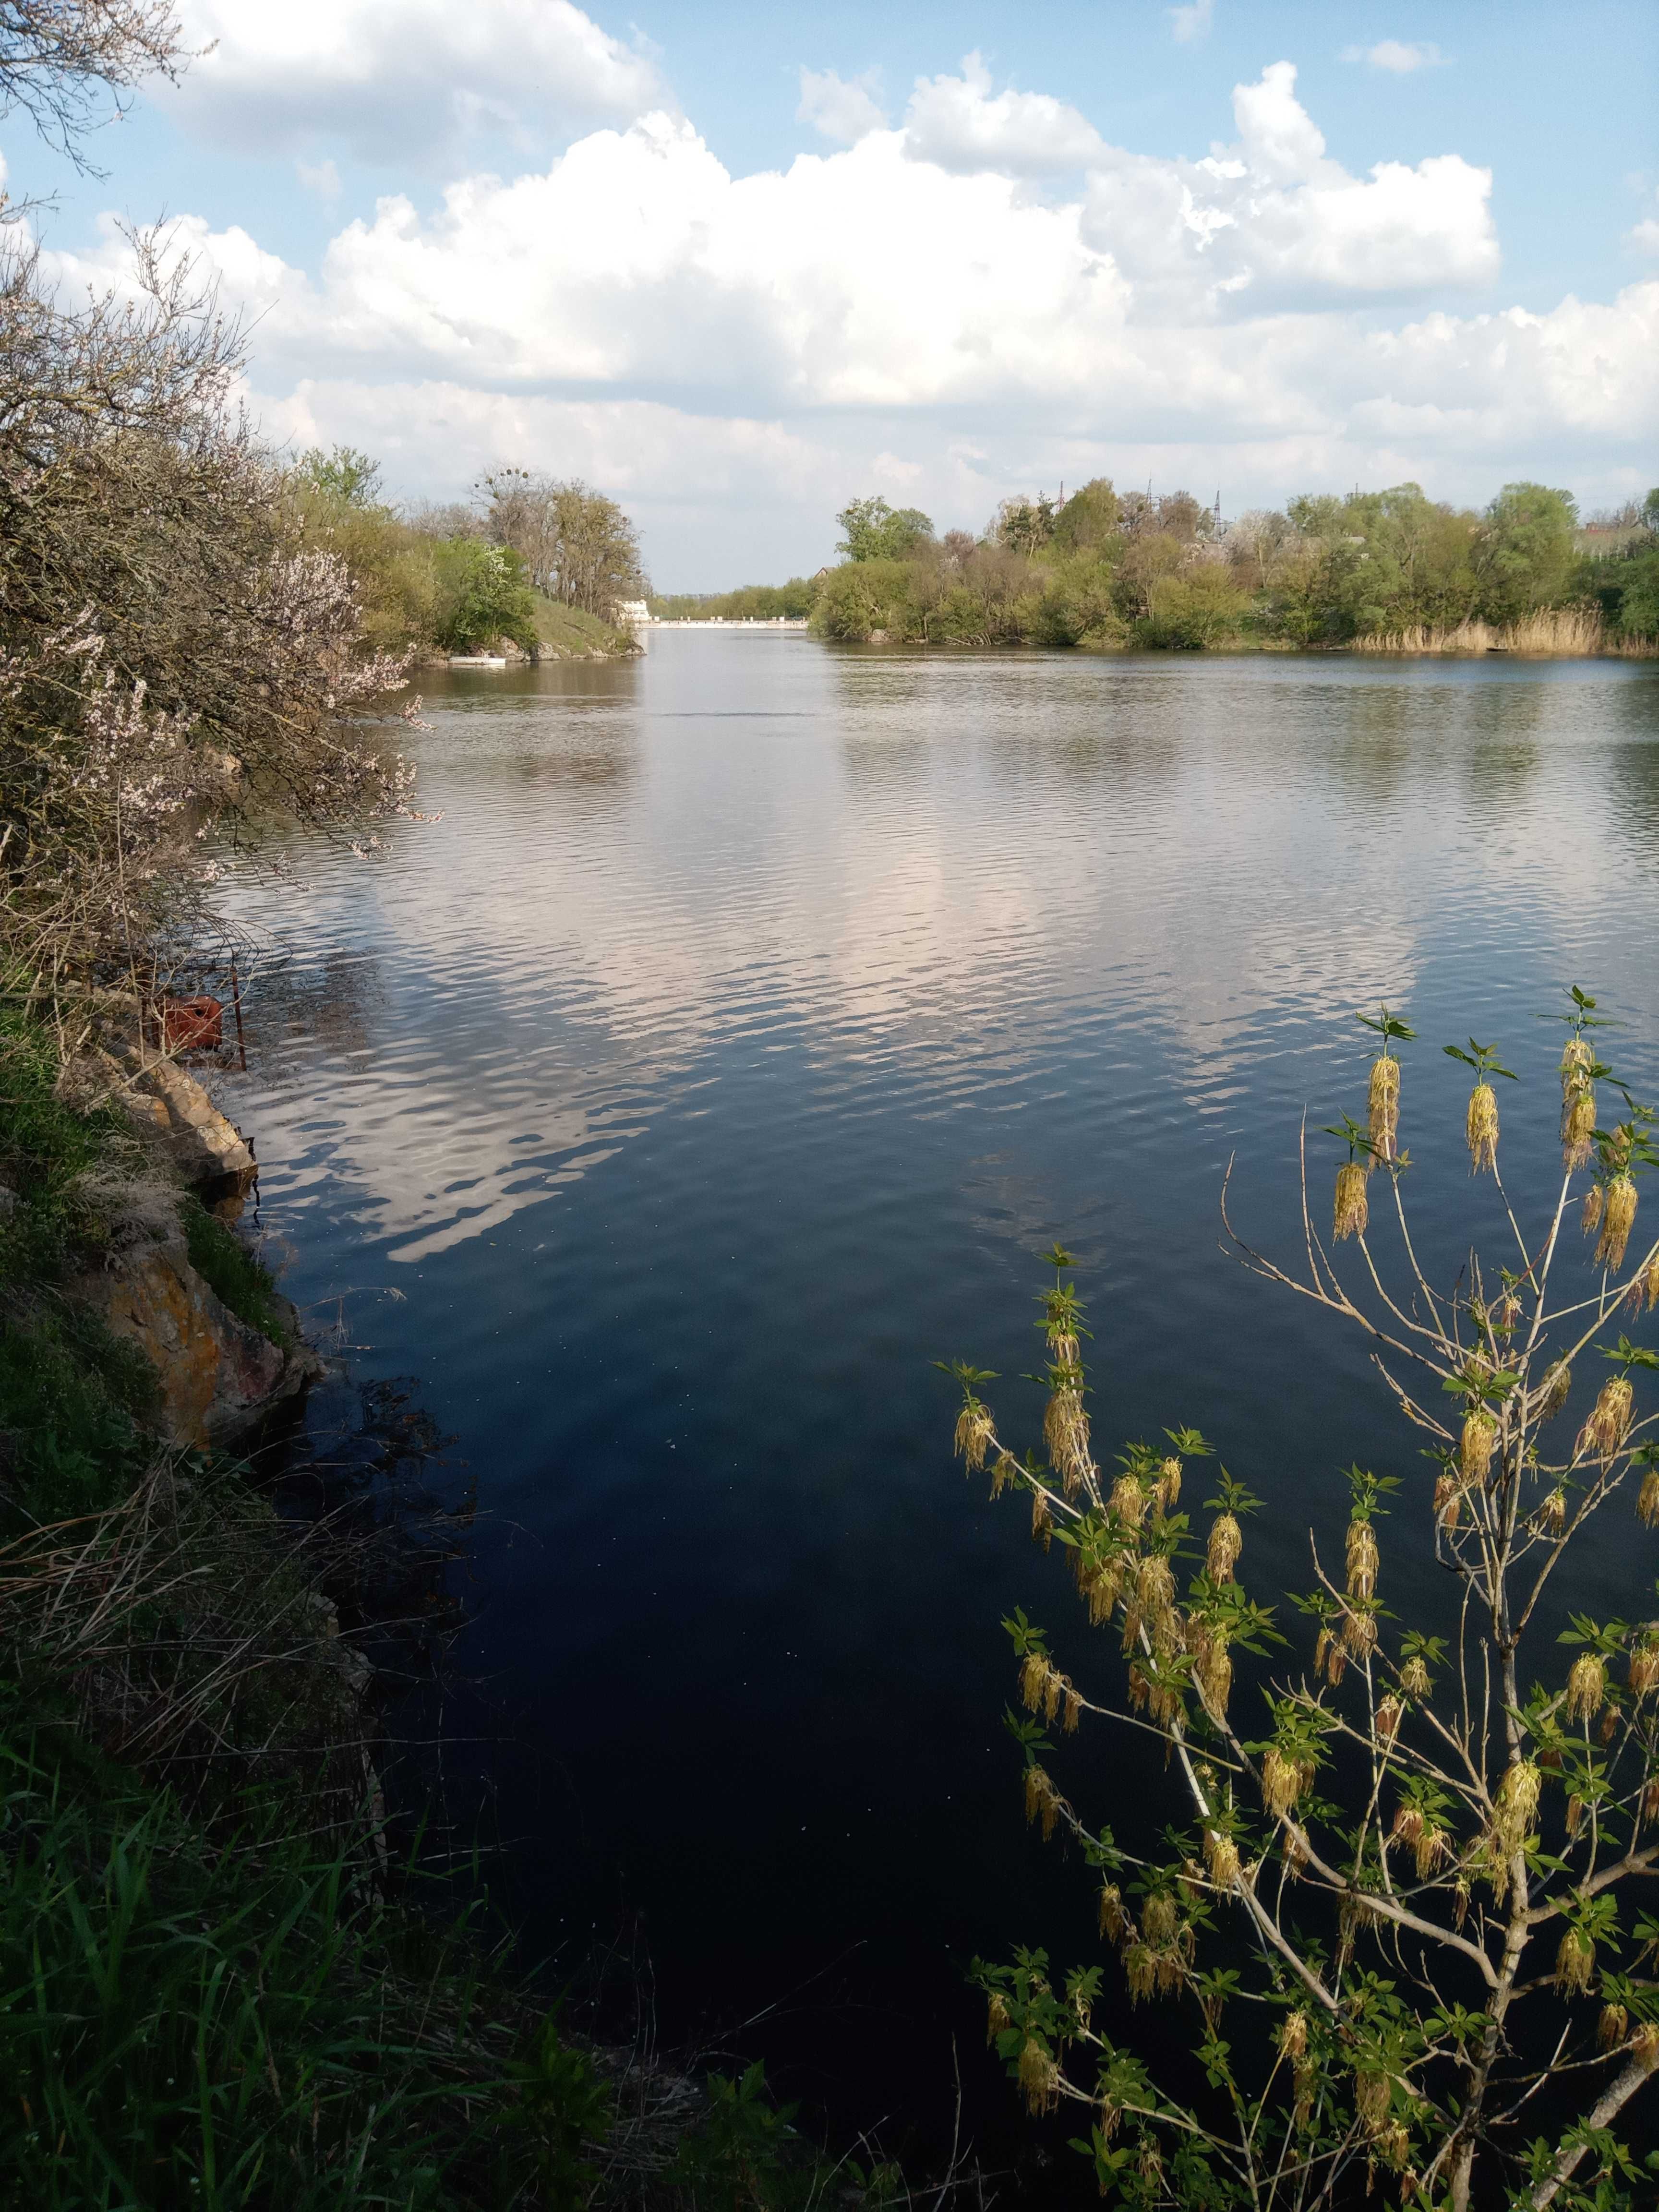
[1352, 608, 1610, 658]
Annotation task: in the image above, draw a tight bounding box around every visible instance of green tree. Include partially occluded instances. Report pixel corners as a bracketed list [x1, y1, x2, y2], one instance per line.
[431, 539, 538, 652]
[1050, 479, 1123, 556]
[480, 471, 646, 617]
[1029, 556, 1126, 647]
[1357, 485, 1479, 628]
[1138, 566, 1251, 649]
[1286, 492, 1349, 542]
[995, 494, 1058, 557]
[810, 558, 913, 640]
[1112, 532, 1187, 622]
[294, 444, 384, 508]
[835, 495, 934, 562]
[1475, 482, 1580, 624]
[1611, 548, 1659, 641]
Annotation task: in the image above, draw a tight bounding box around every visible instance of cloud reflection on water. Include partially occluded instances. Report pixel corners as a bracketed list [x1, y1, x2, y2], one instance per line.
[222, 643, 1659, 1270]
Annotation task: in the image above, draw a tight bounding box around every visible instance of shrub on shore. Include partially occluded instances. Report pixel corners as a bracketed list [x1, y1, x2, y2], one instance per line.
[792, 478, 1659, 652]
[0, 246, 421, 1034]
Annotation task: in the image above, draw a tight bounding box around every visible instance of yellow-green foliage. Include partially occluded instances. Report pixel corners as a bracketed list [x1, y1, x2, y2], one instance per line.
[812, 557, 917, 641]
[284, 465, 632, 659]
[1140, 567, 1253, 649]
[802, 474, 1636, 653]
[285, 477, 445, 653]
[288, 487, 538, 655]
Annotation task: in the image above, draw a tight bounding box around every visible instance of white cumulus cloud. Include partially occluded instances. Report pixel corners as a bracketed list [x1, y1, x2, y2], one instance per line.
[1233, 58, 1331, 182]
[168, 0, 667, 164]
[1083, 61, 1495, 310]
[902, 51, 1106, 175]
[39, 51, 1654, 583]
[797, 67, 887, 145]
[1345, 40, 1447, 73]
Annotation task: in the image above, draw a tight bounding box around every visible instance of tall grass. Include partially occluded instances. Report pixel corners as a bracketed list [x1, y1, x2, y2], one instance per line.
[0, 1745, 528, 2211]
[1351, 606, 1608, 656]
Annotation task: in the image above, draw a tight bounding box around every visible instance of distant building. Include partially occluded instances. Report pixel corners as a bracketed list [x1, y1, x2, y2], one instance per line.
[615, 599, 651, 625]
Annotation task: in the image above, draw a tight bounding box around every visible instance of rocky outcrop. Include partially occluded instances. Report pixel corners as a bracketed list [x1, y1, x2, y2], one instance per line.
[53, 1019, 316, 1447]
[77, 1233, 316, 1449]
[70, 1036, 256, 1185]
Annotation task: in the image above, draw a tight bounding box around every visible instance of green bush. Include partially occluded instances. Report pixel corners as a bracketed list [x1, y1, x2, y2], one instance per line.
[181, 1200, 293, 1349]
[1138, 566, 1253, 649]
[430, 538, 539, 654]
[1612, 545, 1659, 640]
[811, 558, 914, 641]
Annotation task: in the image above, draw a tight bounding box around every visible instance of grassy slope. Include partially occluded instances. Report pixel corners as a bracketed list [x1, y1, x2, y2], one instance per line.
[532, 595, 639, 657]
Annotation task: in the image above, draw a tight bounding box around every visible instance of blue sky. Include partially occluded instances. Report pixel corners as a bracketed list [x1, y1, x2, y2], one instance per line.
[9, 0, 1656, 586]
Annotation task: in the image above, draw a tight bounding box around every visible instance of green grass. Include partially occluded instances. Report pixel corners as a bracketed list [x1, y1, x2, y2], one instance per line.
[0, 1011, 162, 1519]
[0, 1010, 124, 1279]
[0, 1741, 529, 2212]
[0, 1301, 155, 1523]
[181, 1199, 294, 1350]
[530, 595, 637, 658]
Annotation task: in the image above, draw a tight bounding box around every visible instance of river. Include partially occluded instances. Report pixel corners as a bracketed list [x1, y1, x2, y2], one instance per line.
[220, 635, 1659, 2178]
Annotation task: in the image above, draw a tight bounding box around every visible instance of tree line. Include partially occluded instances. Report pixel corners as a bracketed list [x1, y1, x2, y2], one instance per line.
[290, 449, 647, 657]
[673, 484, 1659, 652]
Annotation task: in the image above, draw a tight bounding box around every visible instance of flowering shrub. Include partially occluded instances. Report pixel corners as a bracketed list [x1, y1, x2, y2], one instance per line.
[0, 233, 418, 1035]
[950, 991, 1659, 2209]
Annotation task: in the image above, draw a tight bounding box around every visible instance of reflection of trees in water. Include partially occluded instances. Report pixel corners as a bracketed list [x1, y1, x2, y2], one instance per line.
[1460, 736, 1540, 810]
[516, 734, 637, 793]
[1452, 677, 1545, 811]
[427, 682, 641, 806]
[1608, 705, 1659, 857]
[1322, 684, 1419, 804]
[984, 723, 1183, 791]
[244, 944, 387, 1063]
[1274, 674, 1546, 808]
[1456, 675, 1550, 741]
[424, 662, 641, 713]
[840, 734, 932, 793]
[833, 662, 1631, 819]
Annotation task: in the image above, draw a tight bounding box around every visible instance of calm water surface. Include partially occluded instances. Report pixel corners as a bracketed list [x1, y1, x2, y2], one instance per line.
[221, 638, 1659, 2174]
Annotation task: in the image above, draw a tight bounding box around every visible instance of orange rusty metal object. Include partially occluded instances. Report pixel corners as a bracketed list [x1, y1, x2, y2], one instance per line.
[160, 995, 223, 1052]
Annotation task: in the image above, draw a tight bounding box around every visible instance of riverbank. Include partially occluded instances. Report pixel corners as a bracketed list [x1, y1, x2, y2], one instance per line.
[0, 1006, 547, 2201]
[0, 1005, 900, 2209]
[533, 596, 643, 660]
[812, 606, 1659, 656]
